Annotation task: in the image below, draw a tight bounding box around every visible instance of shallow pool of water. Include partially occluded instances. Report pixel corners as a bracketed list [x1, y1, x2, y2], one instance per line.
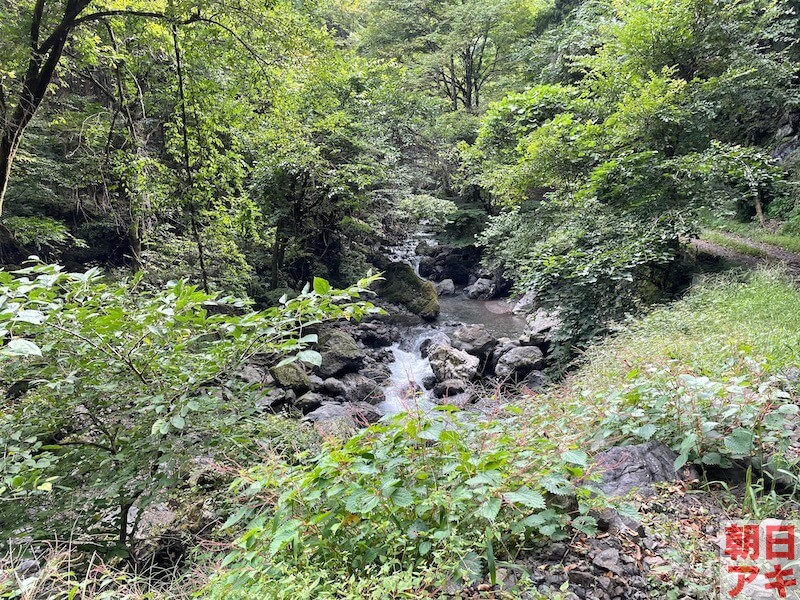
[438, 294, 527, 339]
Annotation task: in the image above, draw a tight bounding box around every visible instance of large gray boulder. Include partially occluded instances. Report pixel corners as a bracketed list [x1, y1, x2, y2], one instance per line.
[512, 290, 537, 315]
[434, 279, 456, 296]
[303, 402, 381, 437]
[377, 262, 440, 321]
[428, 343, 480, 382]
[419, 332, 451, 358]
[270, 362, 312, 393]
[519, 308, 562, 345]
[340, 373, 385, 405]
[295, 391, 326, 413]
[494, 345, 545, 381]
[465, 277, 496, 300]
[520, 370, 550, 390]
[317, 330, 365, 378]
[450, 324, 497, 360]
[593, 441, 698, 498]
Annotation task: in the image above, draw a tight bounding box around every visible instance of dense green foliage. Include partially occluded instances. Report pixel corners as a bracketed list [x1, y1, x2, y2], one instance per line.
[0, 263, 378, 556]
[210, 408, 599, 598]
[459, 0, 798, 352]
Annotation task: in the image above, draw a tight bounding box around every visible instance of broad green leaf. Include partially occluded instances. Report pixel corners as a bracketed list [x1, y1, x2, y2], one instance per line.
[477, 497, 502, 521]
[2, 338, 42, 357]
[313, 277, 331, 295]
[503, 487, 546, 509]
[724, 428, 754, 456]
[391, 488, 414, 508]
[296, 350, 322, 367]
[561, 449, 588, 467]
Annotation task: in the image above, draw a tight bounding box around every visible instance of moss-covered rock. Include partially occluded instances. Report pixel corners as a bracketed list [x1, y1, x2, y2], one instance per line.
[317, 329, 365, 378]
[270, 362, 312, 393]
[377, 262, 440, 321]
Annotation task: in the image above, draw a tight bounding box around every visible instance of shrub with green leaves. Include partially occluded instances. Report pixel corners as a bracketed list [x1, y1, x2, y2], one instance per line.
[3, 216, 86, 256]
[208, 408, 601, 599]
[597, 364, 799, 473]
[0, 264, 380, 556]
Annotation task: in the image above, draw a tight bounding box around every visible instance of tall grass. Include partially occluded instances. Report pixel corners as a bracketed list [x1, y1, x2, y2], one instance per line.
[573, 268, 800, 392]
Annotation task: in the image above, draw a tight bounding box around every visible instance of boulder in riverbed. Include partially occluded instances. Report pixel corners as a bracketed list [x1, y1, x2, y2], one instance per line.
[494, 345, 545, 381]
[317, 329, 365, 378]
[465, 277, 496, 300]
[428, 343, 480, 382]
[434, 279, 456, 296]
[450, 324, 497, 360]
[433, 378, 469, 398]
[377, 262, 440, 321]
[270, 362, 312, 393]
[420, 331, 451, 358]
[519, 308, 561, 345]
[340, 373, 385, 405]
[303, 401, 381, 437]
[295, 391, 326, 413]
[512, 290, 537, 315]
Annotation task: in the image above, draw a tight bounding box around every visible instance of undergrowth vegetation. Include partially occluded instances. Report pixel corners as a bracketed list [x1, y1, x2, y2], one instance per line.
[208, 408, 601, 598]
[201, 268, 800, 597]
[0, 264, 379, 559]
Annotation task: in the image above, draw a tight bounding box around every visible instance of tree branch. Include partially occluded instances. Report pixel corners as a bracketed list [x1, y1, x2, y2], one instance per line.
[38, 10, 201, 55]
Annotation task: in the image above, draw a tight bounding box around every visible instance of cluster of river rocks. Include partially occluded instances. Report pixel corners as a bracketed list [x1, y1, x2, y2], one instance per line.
[239, 292, 562, 435]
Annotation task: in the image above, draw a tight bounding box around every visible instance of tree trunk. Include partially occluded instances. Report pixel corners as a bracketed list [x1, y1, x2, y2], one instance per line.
[0, 134, 16, 217]
[463, 50, 474, 112]
[754, 189, 767, 228]
[128, 218, 143, 272]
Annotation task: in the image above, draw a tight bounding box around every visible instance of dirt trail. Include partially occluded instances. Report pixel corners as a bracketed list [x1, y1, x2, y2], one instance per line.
[690, 231, 800, 275]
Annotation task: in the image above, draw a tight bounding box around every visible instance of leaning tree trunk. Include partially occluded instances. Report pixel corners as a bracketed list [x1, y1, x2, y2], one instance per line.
[0, 130, 21, 218]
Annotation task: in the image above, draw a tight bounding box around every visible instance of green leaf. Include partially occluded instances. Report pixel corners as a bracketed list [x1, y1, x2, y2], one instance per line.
[541, 475, 572, 496]
[268, 519, 302, 556]
[561, 449, 588, 467]
[724, 428, 754, 456]
[636, 424, 657, 440]
[673, 452, 689, 471]
[2, 338, 42, 357]
[296, 350, 322, 367]
[14, 309, 45, 324]
[313, 277, 331, 295]
[571, 515, 598, 536]
[171, 415, 186, 430]
[477, 497, 502, 521]
[391, 488, 414, 508]
[503, 487, 546, 509]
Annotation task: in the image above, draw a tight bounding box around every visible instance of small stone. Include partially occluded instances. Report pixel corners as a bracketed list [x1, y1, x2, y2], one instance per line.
[15, 559, 39, 578]
[592, 548, 624, 575]
[545, 542, 567, 562]
[568, 570, 594, 587]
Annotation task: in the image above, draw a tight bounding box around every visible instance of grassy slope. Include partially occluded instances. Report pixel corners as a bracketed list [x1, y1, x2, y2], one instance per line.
[701, 217, 800, 255]
[574, 268, 800, 390]
[516, 268, 800, 596]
